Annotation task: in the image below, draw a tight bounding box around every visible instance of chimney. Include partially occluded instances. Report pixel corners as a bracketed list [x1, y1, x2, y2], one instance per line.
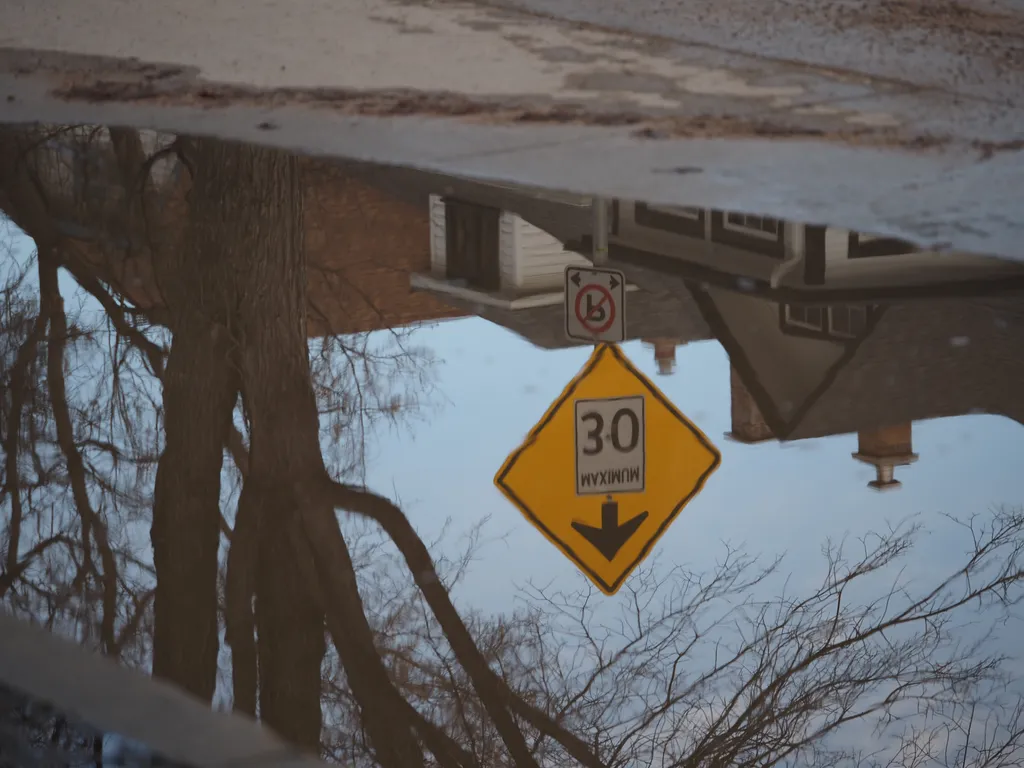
[726, 365, 775, 443]
[852, 423, 918, 491]
[643, 338, 678, 376]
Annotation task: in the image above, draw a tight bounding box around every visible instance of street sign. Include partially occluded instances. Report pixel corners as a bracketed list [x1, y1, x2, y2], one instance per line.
[565, 265, 626, 344]
[494, 344, 721, 595]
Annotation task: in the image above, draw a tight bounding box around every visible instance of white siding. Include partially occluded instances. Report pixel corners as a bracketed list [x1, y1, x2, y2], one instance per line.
[513, 218, 590, 291]
[825, 227, 850, 262]
[428, 194, 447, 276]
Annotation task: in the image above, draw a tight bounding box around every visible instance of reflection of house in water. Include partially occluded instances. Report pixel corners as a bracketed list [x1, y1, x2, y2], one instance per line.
[853, 425, 919, 491]
[407, 190, 1024, 369]
[19, 128, 1024, 427]
[608, 201, 1024, 298]
[408, 191, 710, 360]
[296, 162, 470, 335]
[645, 338, 681, 375]
[691, 283, 1024, 490]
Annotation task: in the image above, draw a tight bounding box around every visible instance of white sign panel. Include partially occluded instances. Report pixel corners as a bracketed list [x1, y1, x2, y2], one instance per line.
[574, 395, 646, 495]
[565, 265, 626, 344]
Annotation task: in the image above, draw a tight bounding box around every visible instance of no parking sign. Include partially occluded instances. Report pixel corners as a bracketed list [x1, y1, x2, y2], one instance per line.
[564, 265, 626, 344]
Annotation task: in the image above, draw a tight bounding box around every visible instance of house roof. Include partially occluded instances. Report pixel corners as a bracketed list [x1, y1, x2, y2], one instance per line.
[788, 296, 1024, 439]
[692, 286, 1024, 441]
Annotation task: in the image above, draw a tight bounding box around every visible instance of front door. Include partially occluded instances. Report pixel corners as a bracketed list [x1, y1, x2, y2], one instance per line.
[445, 199, 501, 291]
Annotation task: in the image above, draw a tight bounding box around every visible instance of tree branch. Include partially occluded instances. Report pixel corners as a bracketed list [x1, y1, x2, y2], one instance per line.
[39, 255, 120, 657]
[311, 479, 604, 768]
[58, 252, 165, 377]
[286, 506, 427, 767]
[2, 307, 48, 574]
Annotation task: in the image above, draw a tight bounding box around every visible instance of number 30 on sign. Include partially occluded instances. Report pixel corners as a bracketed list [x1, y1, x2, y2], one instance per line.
[575, 396, 645, 495]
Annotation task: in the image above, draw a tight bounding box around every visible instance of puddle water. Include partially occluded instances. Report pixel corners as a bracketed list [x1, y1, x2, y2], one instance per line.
[2, 124, 1024, 767]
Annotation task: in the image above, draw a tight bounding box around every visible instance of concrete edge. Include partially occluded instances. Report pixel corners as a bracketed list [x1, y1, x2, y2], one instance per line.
[0, 610, 325, 768]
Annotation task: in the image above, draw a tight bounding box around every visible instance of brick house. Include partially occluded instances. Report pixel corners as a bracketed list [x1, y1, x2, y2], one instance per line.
[1, 130, 465, 337]
[297, 161, 465, 336]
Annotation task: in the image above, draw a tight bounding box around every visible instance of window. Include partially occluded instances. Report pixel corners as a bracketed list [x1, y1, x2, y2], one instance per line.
[444, 199, 501, 291]
[785, 304, 825, 332]
[710, 210, 785, 258]
[829, 305, 868, 338]
[633, 202, 706, 238]
[781, 303, 873, 340]
[724, 212, 781, 239]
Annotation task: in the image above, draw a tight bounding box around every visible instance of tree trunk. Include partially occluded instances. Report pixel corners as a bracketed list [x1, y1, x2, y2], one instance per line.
[149, 317, 235, 699]
[182, 138, 333, 752]
[187, 137, 423, 764]
[149, 142, 239, 701]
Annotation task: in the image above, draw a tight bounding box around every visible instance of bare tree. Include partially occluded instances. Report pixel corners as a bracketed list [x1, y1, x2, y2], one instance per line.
[0, 224, 156, 669]
[0, 124, 450, 758]
[511, 512, 1024, 768]
[312, 508, 1024, 768]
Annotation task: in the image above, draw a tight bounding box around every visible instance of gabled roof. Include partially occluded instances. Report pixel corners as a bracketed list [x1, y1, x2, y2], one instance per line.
[789, 297, 1024, 438]
[692, 285, 1024, 441]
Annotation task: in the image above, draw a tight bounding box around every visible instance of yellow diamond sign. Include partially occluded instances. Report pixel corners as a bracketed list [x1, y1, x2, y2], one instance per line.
[495, 344, 721, 595]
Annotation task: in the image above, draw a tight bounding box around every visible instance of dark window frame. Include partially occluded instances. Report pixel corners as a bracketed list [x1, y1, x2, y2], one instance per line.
[778, 302, 877, 341]
[710, 211, 786, 259]
[632, 202, 707, 239]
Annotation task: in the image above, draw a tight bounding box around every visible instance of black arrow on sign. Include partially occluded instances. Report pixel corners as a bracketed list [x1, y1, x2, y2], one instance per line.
[571, 271, 582, 287]
[609, 275, 620, 289]
[572, 498, 648, 561]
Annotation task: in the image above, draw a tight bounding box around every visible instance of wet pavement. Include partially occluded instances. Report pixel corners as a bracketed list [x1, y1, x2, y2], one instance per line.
[481, 0, 1024, 105]
[1, 124, 1024, 767]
